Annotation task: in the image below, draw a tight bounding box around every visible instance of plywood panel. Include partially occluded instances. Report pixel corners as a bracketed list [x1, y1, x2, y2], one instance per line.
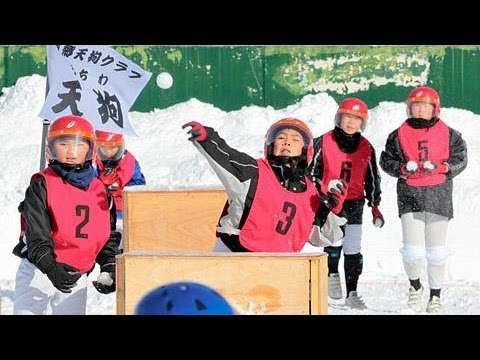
[123, 190, 227, 252]
[117, 251, 328, 315]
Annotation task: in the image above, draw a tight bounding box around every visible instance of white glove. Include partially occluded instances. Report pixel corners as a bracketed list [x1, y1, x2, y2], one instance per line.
[405, 160, 418, 172]
[309, 212, 347, 247]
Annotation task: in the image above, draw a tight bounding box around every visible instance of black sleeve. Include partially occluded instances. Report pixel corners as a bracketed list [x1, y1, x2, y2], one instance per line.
[195, 126, 258, 182]
[364, 143, 382, 207]
[96, 193, 121, 267]
[313, 199, 330, 227]
[447, 127, 468, 178]
[307, 136, 324, 182]
[379, 129, 405, 178]
[22, 176, 56, 273]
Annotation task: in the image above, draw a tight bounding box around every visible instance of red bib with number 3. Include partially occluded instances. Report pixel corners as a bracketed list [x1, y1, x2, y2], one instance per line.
[239, 159, 320, 252]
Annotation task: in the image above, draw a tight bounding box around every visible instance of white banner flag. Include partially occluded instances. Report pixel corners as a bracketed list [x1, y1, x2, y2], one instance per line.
[39, 45, 152, 136]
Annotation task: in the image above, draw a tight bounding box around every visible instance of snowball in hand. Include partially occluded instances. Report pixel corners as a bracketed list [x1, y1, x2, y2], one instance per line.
[97, 272, 113, 286]
[328, 179, 343, 192]
[156, 72, 173, 89]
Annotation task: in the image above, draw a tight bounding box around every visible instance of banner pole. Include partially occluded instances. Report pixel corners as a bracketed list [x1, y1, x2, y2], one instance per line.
[39, 72, 50, 171]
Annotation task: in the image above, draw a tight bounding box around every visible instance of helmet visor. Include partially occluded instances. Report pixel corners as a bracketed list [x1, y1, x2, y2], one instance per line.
[97, 144, 124, 161]
[47, 134, 94, 164]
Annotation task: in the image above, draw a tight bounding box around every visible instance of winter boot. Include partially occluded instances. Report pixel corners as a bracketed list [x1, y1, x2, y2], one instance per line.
[407, 285, 424, 312]
[328, 273, 343, 299]
[345, 291, 367, 310]
[426, 296, 442, 313]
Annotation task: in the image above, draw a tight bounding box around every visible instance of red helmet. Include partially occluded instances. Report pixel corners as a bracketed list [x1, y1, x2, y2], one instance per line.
[335, 98, 368, 131]
[46, 115, 96, 162]
[406, 86, 440, 117]
[264, 117, 314, 166]
[95, 130, 125, 161]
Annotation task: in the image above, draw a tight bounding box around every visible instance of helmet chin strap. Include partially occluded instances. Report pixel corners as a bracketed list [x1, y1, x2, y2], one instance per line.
[286, 156, 301, 169]
[102, 158, 120, 170]
[268, 154, 308, 170]
[269, 155, 298, 167]
[50, 159, 92, 171]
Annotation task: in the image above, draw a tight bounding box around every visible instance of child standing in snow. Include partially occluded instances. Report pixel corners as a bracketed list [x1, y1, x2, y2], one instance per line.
[182, 118, 348, 253]
[308, 98, 383, 310]
[380, 86, 467, 313]
[13, 115, 120, 315]
[95, 130, 145, 250]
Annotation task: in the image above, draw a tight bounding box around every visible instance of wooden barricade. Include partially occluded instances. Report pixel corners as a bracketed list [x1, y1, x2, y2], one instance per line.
[116, 251, 328, 315]
[120, 190, 329, 315]
[122, 190, 227, 252]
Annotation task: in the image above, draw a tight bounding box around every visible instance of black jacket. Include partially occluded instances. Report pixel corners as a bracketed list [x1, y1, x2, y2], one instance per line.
[193, 126, 340, 251]
[13, 176, 120, 273]
[308, 127, 382, 224]
[379, 120, 467, 219]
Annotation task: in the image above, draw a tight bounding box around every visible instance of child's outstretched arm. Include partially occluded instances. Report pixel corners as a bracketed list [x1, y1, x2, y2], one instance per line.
[182, 121, 258, 184]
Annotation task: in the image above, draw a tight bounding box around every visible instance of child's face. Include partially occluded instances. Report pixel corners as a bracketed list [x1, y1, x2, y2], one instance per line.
[410, 101, 435, 120]
[99, 146, 120, 159]
[53, 137, 90, 165]
[340, 114, 363, 134]
[272, 128, 305, 158]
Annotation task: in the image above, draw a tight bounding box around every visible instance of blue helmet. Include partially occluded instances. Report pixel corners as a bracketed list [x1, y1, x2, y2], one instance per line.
[134, 281, 235, 315]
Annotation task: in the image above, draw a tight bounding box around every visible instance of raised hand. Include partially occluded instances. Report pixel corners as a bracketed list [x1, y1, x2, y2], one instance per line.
[327, 179, 348, 214]
[182, 121, 207, 142]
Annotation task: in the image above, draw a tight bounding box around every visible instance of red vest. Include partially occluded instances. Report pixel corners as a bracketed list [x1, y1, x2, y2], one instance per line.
[96, 151, 135, 211]
[321, 131, 371, 200]
[398, 120, 449, 187]
[239, 159, 320, 252]
[39, 167, 111, 273]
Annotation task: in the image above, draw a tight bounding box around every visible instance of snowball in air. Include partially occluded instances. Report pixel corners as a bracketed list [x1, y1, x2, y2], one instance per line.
[156, 72, 173, 89]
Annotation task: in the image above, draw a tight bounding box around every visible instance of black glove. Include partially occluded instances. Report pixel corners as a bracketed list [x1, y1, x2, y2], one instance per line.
[315, 195, 331, 228]
[181, 121, 207, 142]
[46, 262, 81, 293]
[93, 263, 116, 294]
[400, 160, 421, 179]
[422, 160, 449, 174]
